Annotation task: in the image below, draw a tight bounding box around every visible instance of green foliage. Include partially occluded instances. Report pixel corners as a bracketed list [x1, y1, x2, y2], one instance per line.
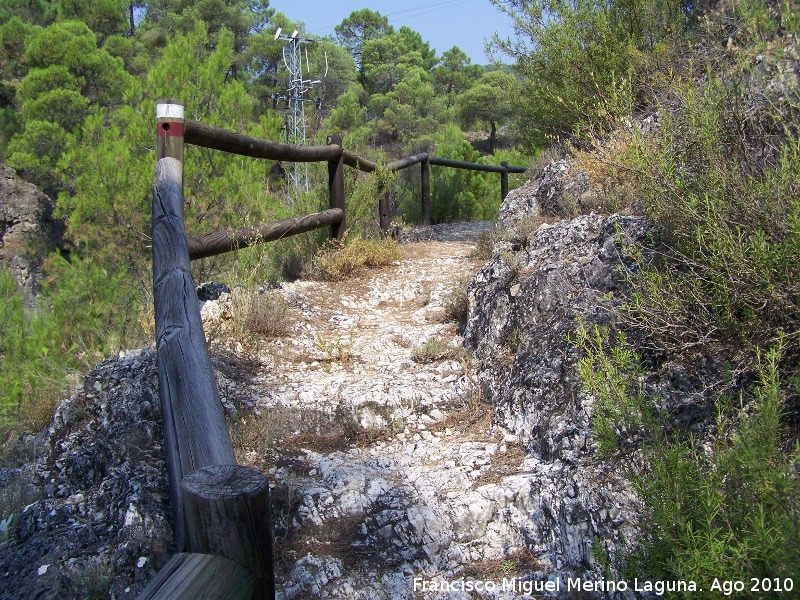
[622, 67, 800, 360]
[491, 0, 690, 148]
[56, 107, 153, 269]
[0, 269, 63, 434]
[456, 70, 516, 133]
[369, 65, 443, 142]
[577, 323, 800, 591]
[326, 87, 367, 132]
[568, 0, 800, 586]
[0, 104, 22, 161]
[6, 119, 67, 192]
[433, 46, 483, 105]
[6, 19, 132, 191]
[16, 64, 84, 101]
[45, 253, 143, 363]
[361, 26, 437, 96]
[0, 0, 57, 28]
[575, 321, 655, 456]
[21, 21, 131, 106]
[21, 88, 90, 131]
[335, 8, 393, 82]
[0, 257, 145, 438]
[0, 16, 40, 78]
[633, 346, 800, 592]
[24, 19, 97, 70]
[58, 0, 130, 39]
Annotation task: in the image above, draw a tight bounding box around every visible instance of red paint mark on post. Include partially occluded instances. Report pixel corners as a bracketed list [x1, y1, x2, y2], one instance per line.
[157, 122, 185, 137]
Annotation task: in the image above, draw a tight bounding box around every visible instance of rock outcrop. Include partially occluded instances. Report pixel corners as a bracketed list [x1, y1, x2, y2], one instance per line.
[497, 159, 595, 226]
[0, 350, 172, 600]
[465, 211, 652, 581]
[0, 165, 64, 304]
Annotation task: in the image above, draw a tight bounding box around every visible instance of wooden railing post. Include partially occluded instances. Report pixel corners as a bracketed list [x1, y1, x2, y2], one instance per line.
[379, 186, 391, 233]
[153, 100, 237, 551]
[327, 133, 345, 240]
[421, 157, 430, 226]
[501, 161, 509, 201]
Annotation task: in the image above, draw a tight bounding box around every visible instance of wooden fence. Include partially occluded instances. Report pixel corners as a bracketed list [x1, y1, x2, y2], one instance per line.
[140, 100, 526, 599]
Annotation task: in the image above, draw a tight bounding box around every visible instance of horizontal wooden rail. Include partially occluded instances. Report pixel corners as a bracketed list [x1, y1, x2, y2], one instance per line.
[185, 119, 341, 162]
[186, 208, 343, 260]
[136, 553, 254, 600]
[387, 152, 429, 171]
[342, 148, 378, 172]
[429, 156, 521, 173]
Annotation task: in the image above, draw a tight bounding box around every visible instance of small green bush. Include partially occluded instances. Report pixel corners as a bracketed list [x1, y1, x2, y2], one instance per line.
[632, 346, 800, 591]
[575, 321, 656, 457]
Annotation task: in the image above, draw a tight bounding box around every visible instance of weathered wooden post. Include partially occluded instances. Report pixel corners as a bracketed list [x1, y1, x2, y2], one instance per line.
[182, 465, 275, 600]
[421, 157, 430, 226]
[378, 186, 391, 233]
[501, 161, 509, 201]
[154, 99, 236, 550]
[327, 133, 345, 240]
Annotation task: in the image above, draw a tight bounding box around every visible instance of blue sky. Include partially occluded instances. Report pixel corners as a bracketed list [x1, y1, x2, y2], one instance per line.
[265, 0, 517, 65]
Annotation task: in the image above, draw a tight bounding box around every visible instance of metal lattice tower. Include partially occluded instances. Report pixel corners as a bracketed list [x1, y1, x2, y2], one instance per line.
[272, 29, 322, 203]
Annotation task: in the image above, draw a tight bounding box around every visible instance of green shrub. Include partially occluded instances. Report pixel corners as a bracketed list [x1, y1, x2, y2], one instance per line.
[441, 275, 470, 324]
[622, 69, 800, 363]
[575, 321, 656, 457]
[577, 326, 800, 591]
[0, 269, 66, 435]
[0, 255, 147, 441]
[632, 346, 800, 592]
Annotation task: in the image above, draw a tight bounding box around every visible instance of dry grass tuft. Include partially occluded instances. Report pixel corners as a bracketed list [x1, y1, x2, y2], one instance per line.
[441, 275, 471, 324]
[456, 548, 542, 581]
[571, 130, 641, 215]
[430, 391, 494, 438]
[308, 235, 402, 281]
[230, 289, 290, 338]
[411, 336, 461, 363]
[470, 441, 527, 489]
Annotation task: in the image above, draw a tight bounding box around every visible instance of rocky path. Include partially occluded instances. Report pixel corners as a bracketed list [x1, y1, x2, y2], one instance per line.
[201, 224, 543, 599]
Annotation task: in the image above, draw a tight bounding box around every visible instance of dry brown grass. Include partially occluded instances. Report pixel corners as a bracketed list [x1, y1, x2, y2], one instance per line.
[230, 289, 290, 338]
[470, 441, 527, 489]
[571, 130, 641, 215]
[429, 392, 495, 439]
[307, 235, 402, 281]
[456, 548, 542, 581]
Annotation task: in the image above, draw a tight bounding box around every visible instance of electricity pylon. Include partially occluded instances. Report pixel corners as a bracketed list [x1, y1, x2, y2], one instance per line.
[271, 28, 324, 204]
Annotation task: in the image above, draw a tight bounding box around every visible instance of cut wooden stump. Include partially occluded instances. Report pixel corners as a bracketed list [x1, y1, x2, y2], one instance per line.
[182, 465, 275, 600]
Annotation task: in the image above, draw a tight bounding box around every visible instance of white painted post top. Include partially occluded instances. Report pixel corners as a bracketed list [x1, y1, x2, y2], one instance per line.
[157, 103, 185, 120]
